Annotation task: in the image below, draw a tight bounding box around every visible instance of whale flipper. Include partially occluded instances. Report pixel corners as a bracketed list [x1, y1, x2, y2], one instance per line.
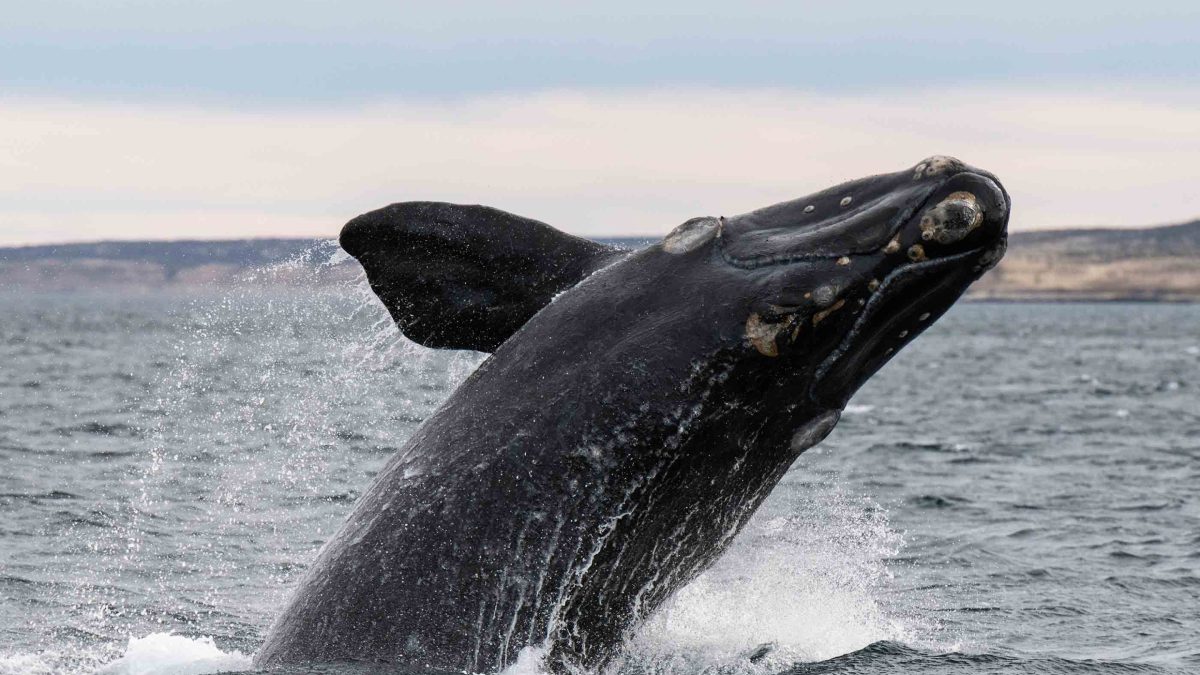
[340, 202, 626, 352]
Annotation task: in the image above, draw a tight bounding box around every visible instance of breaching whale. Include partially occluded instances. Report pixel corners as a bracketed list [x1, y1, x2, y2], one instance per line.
[255, 156, 1010, 673]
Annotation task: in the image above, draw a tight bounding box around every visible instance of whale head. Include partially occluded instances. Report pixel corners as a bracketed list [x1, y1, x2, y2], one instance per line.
[685, 156, 1009, 409]
[336, 155, 1008, 413]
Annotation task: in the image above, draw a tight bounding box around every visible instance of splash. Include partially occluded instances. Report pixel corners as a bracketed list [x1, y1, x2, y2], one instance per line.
[499, 646, 551, 675]
[622, 479, 934, 674]
[95, 633, 250, 675]
[0, 634, 247, 675]
[53, 241, 486, 669]
[0, 649, 108, 675]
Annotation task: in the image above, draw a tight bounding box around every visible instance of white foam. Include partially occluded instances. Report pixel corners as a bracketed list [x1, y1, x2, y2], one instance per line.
[497, 645, 550, 675]
[0, 645, 115, 675]
[624, 482, 938, 674]
[0, 651, 67, 675]
[95, 633, 251, 675]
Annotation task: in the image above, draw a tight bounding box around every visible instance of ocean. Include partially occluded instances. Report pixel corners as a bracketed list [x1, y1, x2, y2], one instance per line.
[1, 256, 1197, 674]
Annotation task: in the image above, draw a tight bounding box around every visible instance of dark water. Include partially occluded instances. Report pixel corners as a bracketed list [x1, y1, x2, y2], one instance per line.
[1, 266, 1198, 674]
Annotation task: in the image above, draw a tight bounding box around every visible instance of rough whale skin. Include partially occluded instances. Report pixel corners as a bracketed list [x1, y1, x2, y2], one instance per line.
[254, 156, 1010, 674]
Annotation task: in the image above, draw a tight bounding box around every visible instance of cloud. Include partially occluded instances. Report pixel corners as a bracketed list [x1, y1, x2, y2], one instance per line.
[2, 86, 1198, 245]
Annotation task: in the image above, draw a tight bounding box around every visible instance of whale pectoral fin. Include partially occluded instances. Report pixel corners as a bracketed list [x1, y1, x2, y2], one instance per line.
[340, 201, 626, 352]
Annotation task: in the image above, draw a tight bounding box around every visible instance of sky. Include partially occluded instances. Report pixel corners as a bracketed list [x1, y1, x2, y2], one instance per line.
[3, 1, 1200, 244]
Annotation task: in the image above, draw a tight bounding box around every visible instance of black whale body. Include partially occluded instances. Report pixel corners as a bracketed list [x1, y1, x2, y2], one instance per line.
[255, 157, 1010, 673]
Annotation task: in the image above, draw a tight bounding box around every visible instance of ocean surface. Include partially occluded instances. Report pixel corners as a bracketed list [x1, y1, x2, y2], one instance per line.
[1, 255, 1198, 675]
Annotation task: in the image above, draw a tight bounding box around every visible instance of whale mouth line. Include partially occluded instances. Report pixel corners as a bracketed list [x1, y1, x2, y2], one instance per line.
[716, 168, 1005, 272]
[715, 182, 944, 270]
[808, 244, 987, 406]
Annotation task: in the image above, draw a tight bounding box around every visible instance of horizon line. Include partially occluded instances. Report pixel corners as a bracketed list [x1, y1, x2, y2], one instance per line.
[3, 216, 1197, 250]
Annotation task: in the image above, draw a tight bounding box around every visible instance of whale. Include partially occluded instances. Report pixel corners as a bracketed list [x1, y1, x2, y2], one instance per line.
[254, 156, 1009, 673]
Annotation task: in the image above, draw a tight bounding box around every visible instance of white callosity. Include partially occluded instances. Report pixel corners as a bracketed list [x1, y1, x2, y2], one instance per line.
[919, 191, 984, 245]
[663, 217, 721, 255]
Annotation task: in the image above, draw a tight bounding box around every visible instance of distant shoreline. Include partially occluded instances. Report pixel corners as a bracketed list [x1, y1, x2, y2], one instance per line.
[1, 287, 1191, 305]
[2, 220, 1198, 301]
[965, 296, 1198, 304]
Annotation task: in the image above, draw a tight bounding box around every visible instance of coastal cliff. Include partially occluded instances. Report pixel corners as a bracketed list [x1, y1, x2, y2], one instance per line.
[970, 220, 1200, 301]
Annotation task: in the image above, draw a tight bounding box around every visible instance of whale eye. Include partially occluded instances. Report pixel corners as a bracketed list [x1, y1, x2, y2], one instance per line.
[789, 410, 841, 453]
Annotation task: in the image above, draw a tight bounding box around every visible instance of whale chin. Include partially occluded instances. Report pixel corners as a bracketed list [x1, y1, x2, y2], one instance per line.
[809, 243, 995, 409]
